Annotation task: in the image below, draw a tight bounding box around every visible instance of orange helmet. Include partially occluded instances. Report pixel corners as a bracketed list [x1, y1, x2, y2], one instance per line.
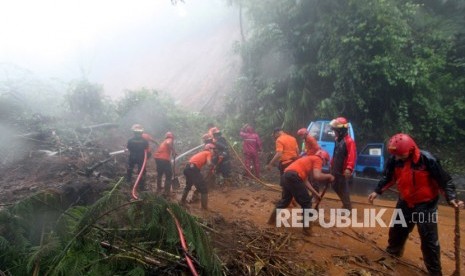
[329, 117, 349, 129]
[204, 143, 216, 150]
[165, 132, 174, 139]
[297, 128, 308, 136]
[387, 133, 417, 156]
[315, 149, 330, 165]
[131, 124, 144, 132]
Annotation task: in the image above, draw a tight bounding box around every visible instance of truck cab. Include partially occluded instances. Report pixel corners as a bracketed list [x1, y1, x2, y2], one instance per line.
[354, 143, 386, 178]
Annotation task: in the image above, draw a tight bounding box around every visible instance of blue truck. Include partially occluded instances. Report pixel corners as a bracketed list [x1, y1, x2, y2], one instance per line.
[354, 143, 386, 178]
[305, 120, 385, 178]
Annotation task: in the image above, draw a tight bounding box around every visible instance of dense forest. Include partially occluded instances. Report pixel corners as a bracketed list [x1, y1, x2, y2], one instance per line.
[225, 0, 465, 171]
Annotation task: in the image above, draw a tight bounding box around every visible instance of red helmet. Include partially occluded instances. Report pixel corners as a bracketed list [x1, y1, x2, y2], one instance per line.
[297, 128, 308, 136]
[315, 149, 330, 165]
[165, 132, 174, 139]
[387, 133, 417, 156]
[204, 143, 216, 150]
[329, 117, 349, 128]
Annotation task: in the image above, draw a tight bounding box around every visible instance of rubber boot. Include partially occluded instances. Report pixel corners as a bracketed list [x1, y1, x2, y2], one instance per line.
[200, 193, 208, 210]
[267, 209, 277, 225]
[180, 189, 189, 205]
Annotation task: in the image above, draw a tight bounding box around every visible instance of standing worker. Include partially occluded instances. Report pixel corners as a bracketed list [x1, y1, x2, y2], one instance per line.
[297, 128, 320, 156]
[153, 132, 176, 197]
[368, 133, 463, 275]
[126, 124, 149, 191]
[266, 128, 299, 176]
[329, 117, 356, 211]
[210, 127, 232, 186]
[239, 123, 262, 178]
[181, 143, 216, 209]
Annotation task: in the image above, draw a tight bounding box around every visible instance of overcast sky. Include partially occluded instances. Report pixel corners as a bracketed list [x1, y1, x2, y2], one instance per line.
[0, 0, 240, 107]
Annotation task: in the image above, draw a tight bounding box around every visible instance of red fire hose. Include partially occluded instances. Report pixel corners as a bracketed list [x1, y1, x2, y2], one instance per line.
[131, 150, 148, 200]
[166, 208, 199, 276]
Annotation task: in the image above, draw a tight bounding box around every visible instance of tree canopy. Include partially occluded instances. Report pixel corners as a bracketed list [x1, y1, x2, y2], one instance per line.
[227, 0, 465, 150]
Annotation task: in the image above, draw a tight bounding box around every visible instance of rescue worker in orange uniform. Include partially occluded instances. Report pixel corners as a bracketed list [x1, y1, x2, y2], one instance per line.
[266, 128, 299, 176]
[368, 133, 463, 275]
[268, 150, 334, 231]
[297, 128, 320, 156]
[329, 117, 356, 211]
[126, 124, 149, 190]
[181, 143, 215, 209]
[153, 132, 176, 197]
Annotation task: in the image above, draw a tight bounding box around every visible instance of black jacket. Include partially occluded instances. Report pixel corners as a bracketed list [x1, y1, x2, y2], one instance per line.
[374, 150, 457, 202]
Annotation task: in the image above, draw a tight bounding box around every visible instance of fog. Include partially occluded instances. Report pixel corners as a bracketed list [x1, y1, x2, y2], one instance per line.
[0, 0, 241, 111]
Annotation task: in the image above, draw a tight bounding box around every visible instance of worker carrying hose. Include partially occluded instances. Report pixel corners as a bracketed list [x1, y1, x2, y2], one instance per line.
[126, 124, 149, 191]
[153, 131, 176, 197]
[210, 127, 232, 186]
[368, 133, 464, 275]
[181, 143, 216, 209]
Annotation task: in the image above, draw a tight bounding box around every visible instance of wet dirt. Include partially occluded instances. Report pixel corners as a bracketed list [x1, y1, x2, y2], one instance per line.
[184, 180, 465, 276]
[1, 144, 464, 275]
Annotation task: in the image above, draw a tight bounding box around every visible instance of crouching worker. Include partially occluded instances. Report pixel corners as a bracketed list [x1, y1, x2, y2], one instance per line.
[126, 124, 149, 191]
[268, 150, 334, 233]
[368, 133, 463, 276]
[181, 143, 215, 209]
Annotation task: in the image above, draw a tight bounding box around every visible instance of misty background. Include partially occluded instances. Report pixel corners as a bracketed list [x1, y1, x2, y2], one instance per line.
[0, 0, 241, 112]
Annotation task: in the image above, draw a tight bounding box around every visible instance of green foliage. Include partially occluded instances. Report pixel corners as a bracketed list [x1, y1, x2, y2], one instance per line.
[65, 79, 109, 123]
[0, 179, 222, 275]
[227, 0, 465, 157]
